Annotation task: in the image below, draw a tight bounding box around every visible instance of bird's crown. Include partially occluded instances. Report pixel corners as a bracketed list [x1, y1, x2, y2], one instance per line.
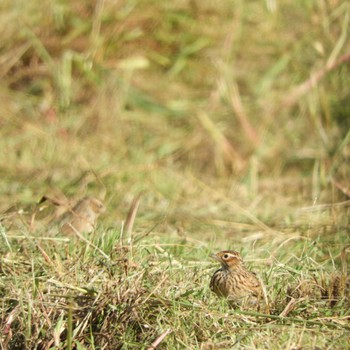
[212, 250, 243, 268]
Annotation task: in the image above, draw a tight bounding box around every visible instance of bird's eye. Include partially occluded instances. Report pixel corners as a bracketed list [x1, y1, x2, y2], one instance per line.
[223, 254, 229, 259]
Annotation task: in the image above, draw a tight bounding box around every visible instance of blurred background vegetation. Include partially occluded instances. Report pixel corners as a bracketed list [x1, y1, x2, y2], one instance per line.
[0, 0, 349, 240]
[1, 0, 350, 348]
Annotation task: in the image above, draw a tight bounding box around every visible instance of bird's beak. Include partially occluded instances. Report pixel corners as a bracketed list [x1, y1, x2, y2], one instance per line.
[210, 253, 220, 261]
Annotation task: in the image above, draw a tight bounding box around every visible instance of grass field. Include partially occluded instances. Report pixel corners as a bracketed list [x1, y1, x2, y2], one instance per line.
[1, 0, 350, 349]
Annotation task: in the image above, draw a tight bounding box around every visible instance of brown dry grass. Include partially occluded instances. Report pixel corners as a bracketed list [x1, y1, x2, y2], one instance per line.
[1, 0, 350, 348]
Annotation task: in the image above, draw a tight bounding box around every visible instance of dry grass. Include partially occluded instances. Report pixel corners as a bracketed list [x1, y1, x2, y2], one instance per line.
[1, 0, 350, 349]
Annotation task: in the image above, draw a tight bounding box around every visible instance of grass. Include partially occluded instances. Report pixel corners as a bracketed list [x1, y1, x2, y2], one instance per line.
[1, 0, 350, 349]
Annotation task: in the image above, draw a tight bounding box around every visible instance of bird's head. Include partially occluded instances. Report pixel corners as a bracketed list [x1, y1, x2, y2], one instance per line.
[211, 250, 243, 269]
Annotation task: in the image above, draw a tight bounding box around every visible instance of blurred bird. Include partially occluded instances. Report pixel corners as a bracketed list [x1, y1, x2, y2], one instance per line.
[210, 250, 263, 307]
[58, 197, 105, 235]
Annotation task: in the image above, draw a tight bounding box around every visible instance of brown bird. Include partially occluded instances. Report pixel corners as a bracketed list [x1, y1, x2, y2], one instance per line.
[210, 250, 263, 306]
[58, 197, 105, 235]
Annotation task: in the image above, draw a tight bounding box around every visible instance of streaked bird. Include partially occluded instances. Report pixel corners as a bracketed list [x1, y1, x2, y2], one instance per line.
[210, 250, 263, 306]
[58, 197, 105, 235]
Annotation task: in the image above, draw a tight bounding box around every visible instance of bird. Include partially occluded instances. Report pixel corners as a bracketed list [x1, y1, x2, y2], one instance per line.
[58, 197, 106, 235]
[210, 250, 263, 307]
